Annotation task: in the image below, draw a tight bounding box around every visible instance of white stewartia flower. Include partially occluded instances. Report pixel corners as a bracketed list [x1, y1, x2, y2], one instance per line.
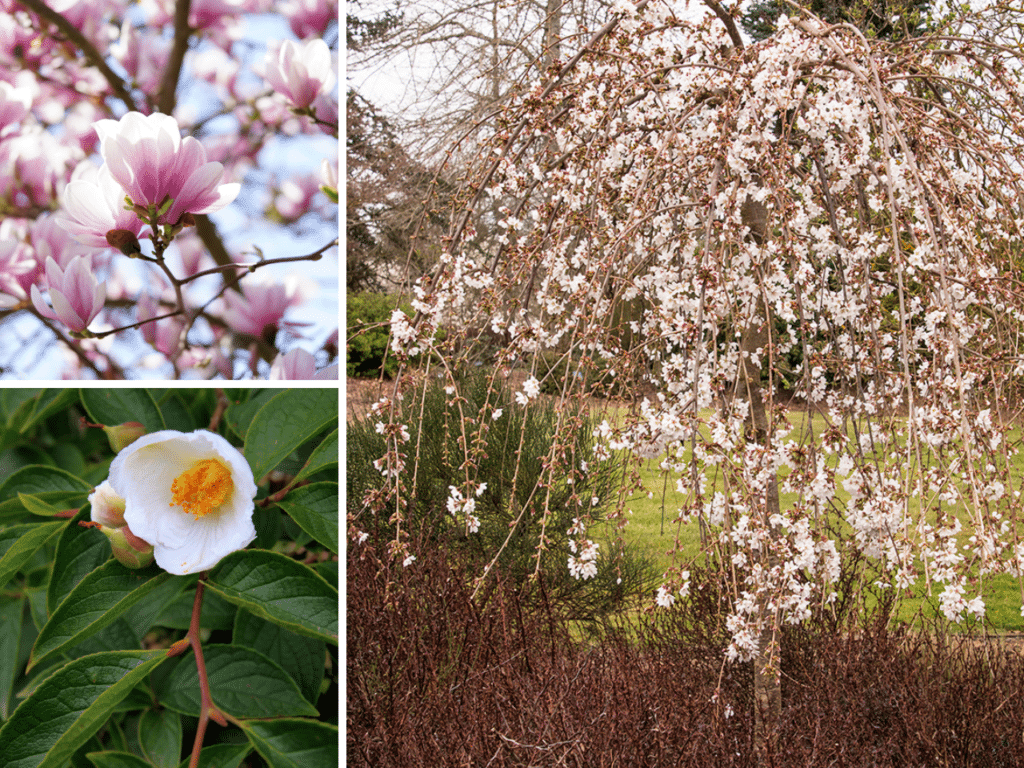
[108, 429, 258, 575]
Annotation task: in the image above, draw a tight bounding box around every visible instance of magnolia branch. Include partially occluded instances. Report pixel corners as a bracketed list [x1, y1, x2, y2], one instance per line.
[15, 0, 139, 112]
[158, 0, 193, 115]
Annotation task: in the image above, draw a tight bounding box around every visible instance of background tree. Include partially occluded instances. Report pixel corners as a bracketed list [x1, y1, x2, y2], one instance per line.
[742, 0, 932, 41]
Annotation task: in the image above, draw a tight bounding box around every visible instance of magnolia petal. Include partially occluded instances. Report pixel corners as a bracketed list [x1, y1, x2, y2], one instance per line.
[30, 284, 57, 322]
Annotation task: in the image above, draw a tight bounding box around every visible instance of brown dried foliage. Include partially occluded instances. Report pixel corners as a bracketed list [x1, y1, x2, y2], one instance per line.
[348, 541, 1024, 767]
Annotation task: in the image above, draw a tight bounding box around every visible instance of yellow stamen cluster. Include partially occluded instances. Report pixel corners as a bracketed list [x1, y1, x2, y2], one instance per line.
[170, 458, 233, 519]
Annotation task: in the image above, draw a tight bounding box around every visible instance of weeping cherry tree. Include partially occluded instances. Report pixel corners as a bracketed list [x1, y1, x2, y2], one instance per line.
[356, 0, 1024, 755]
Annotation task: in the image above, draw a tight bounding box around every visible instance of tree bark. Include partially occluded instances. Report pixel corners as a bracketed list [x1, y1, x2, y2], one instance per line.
[737, 190, 781, 764]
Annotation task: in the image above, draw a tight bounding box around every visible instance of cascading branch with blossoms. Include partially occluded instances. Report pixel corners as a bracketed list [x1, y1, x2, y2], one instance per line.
[368, 0, 1024, 745]
[0, 388, 339, 766]
[0, 0, 339, 379]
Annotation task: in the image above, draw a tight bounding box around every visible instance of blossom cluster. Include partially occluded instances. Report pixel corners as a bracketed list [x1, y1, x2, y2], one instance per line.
[380, 0, 1024, 663]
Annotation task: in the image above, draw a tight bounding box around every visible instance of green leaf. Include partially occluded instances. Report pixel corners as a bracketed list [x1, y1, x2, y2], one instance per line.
[155, 586, 235, 631]
[293, 428, 338, 483]
[30, 562, 171, 670]
[70, 618, 140, 658]
[85, 752, 151, 768]
[48, 508, 112, 614]
[315, 560, 338, 589]
[157, 645, 318, 718]
[244, 390, 338, 481]
[0, 466, 92, 524]
[155, 395, 197, 433]
[0, 650, 167, 768]
[206, 550, 338, 644]
[138, 709, 181, 768]
[223, 390, 276, 441]
[174, 743, 251, 768]
[0, 596, 29, 719]
[17, 493, 71, 517]
[275, 482, 338, 554]
[78, 390, 166, 434]
[3, 390, 78, 435]
[238, 718, 338, 768]
[0, 521, 67, 587]
[234, 610, 326, 703]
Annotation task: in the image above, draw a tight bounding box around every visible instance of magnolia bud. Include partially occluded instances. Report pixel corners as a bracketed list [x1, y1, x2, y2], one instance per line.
[103, 422, 146, 453]
[100, 525, 155, 569]
[106, 229, 143, 257]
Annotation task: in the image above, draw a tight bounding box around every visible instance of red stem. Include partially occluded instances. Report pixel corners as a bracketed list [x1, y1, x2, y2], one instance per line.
[185, 577, 226, 768]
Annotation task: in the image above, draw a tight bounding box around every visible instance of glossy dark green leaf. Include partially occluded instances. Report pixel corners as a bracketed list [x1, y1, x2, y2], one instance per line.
[275, 482, 338, 554]
[4, 390, 77, 435]
[17, 493, 72, 517]
[238, 718, 338, 768]
[154, 395, 197, 433]
[30, 562, 170, 670]
[154, 585, 235, 631]
[174, 743, 251, 768]
[223, 390, 276, 442]
[0, 596, 28, 719]
[234, 609, 326, 703]
[0, 467, 91, 523]
[157, 645, 318, 718]
[314, 560, 338, 589]
[138, 709, 181, 768]
[0, 521, 67, 587]
[206, 550, 337, 643]
[243, 389, 338, 481]
[48, 509, 112, 614]
[293, 428, 337, 483]
[0, 390, 38, 426]
[0, 650, 167, 768]
[78, 390, 166, 434]
[69, 618, 140, 659]
[85, 752, 151, 768]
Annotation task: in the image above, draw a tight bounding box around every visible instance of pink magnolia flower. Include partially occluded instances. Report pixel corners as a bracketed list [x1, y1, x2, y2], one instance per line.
[31, 255, 106, 333]
[59, 164, 146, 250]
[262, 39, 334, 110]
[282, 0, 338, 38]
[0, 238, 35, 308]
[94, 112, 240, 224]
[0, 130, 75, 210]
[311, 90, 338, 134]
[31, 214, 101, 272]
[0, 80, 31, 136]
[222, 280, 302, 341]
[274, 174, 321, 220]
[111, 21, 172, 95]
[269, 348, 338, 379]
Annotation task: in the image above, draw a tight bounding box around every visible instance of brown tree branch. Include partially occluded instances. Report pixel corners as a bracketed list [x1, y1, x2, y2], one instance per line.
[15, 0, 139, 112]
[158, 0, 193, 115]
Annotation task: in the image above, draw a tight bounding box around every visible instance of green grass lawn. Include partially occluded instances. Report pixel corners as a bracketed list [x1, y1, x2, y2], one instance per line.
[595, 405, 1024, 632]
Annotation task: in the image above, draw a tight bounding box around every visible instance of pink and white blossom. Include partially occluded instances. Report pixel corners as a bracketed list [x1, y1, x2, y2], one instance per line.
[221, 280, 302, 340]
[94, 112, 240, 224]
[30, 255, 106, 333]
[59, 164, 147, 249]
[262, 39, 334, 110]
[0, 237, 35, 308]
[0, 80, 31, 135]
